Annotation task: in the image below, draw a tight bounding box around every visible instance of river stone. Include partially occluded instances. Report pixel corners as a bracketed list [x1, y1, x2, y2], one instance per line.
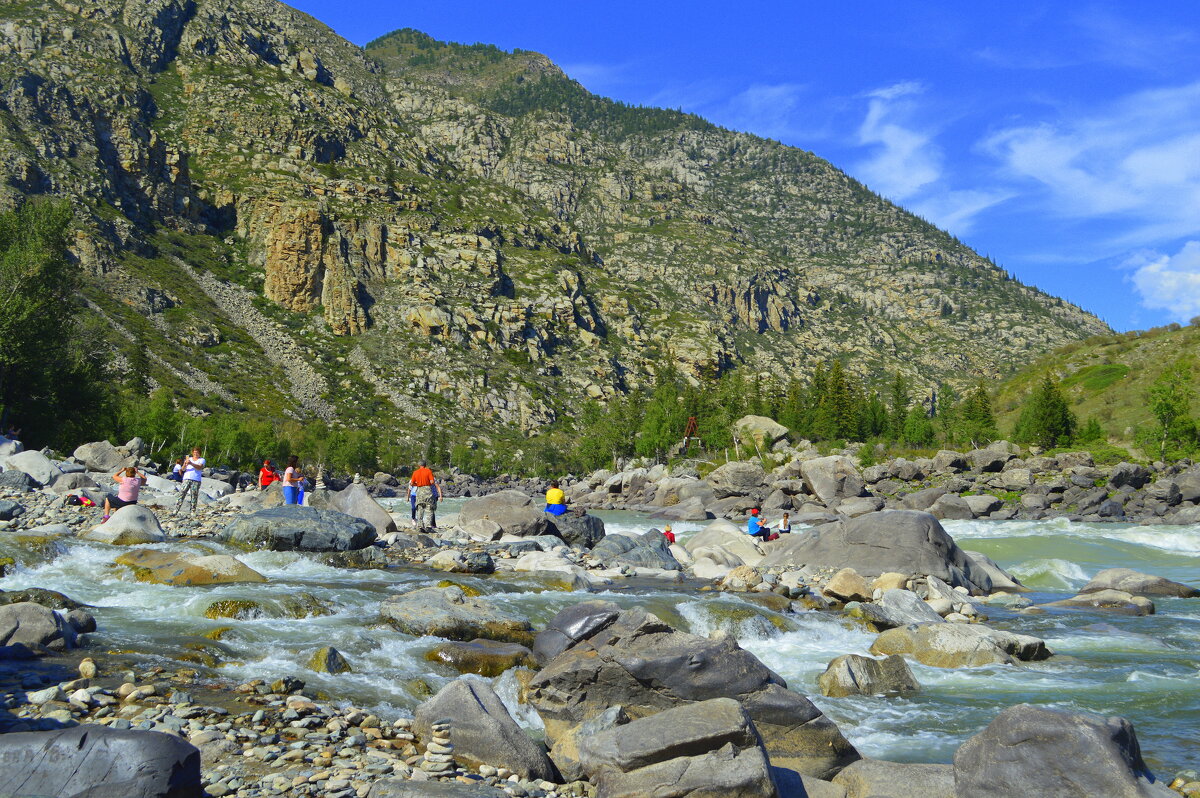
[590, 531, 681, 570]
[1108, 462, 1151, 490]
[426, 639, 535, 677]
[849, 589, 945, 630]
[0, 587, 84, 610]
[818, 654, 919, 698]
[1079, 567, 1199, 598]
[532, 600, 621, 665]
[0, 469, 37, 492]
[550, 512, 606, 549]
[706, 461, 768, 499]
[648, 496, 711, 521]
[577, 697, 778, 798]
[953, 704, 1176, 798]
[2, 449, 59, 486]
[0, 725, 202, 797]
[963, 494, 1003, 516]
[800, 456, 865, 504]
[759, 511, 993, 592]
[823, 569, 872, 602]
[0, 499, 22, 521]
[930, 493, 974, 520]
[833, 758, 955, 798]
[458, 490, 550, 538]
[414, 678, 557, 781]
[962, 550, 1027, 593]
[114, 550, 266, 586]
[0, 601, 76, 657]
[220, 506, 377, 551]
[870, 622, 1051, 668]
[684, 518, 766, 566]
[900, 487, 947, 511]
[72, 440, 132, 472]
[380, 586, 533, 644]
[81, 505, 166, 545]
[312, 482, 398, 534]
[1040, 589, 1155, 616]
[307, 645, 352, 674]
[368, 781, 506, 797]
[527, 603, 859, 778]
[932, 450, 968, 472]
[50, 471, 100, 494]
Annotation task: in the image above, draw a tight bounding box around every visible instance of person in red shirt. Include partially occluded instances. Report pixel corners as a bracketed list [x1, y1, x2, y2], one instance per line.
[410, 460, 439, 533]
[259, 459, 280, 490]
[663, 524, 676, 544]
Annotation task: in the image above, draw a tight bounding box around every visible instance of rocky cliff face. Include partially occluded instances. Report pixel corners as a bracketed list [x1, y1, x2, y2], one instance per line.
[0, 2, 1109, 437]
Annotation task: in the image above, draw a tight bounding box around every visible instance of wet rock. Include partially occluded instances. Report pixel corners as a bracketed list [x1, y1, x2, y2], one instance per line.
[532, 599, 622, 665]
[414, 678, 557, 781]
[0, 601, 76, 657]
[307, 645, 353, 674]
[380, 585, 533, 644]
[1079, 567, 1199, 598]
[954, 704, 1176, 798]
[459, 490, 550, 538]
[0, 725, 201, 798]
[818, 654, 919, 698]
[0, 587, 85, 610]
[962, 550, 1027, 593]
[870, 622, 1051, 668]
[426, 639, 535, 677]
[1040, 589, 1155, 616]
[759, 511, 993, 592]
[81, 505, 166, 545]
[114, 550, 266, 586]
[527, 604, 859, 778]
[832, 758, 955, 798]
[590, 531, 681, 570]
[220, 506, 377, 551]
[577, 697, 778, 798]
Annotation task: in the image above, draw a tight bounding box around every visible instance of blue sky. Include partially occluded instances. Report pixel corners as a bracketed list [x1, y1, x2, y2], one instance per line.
[289, 0, 1200, 331]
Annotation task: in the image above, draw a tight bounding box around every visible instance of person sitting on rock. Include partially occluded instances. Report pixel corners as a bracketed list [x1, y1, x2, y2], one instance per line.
[102, 466, 146, 522]
[258, 459, 280, 490]
[746, 508, 779, 541]
[778, 512, 792, 535]
[167, 457, 184, 482]
[545, 480, 568, 516]
[663, 524, 676, 544]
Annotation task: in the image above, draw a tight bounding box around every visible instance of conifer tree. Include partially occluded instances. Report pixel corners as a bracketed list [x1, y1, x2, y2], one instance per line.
[887, 372, 910, 440]
[1014, 375, 1075, 449]
[958, 383, 998, 447]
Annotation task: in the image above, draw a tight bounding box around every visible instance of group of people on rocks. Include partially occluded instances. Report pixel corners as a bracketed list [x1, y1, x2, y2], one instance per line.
[256, 456, 308, 505]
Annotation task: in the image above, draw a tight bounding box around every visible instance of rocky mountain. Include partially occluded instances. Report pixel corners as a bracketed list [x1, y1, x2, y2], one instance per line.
[0, 1, 1109, 438]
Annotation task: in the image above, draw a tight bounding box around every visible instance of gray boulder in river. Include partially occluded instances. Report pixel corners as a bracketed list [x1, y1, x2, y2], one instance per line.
[954, 704, 1176, 798]
[548, 512, 606, 549]
[220, 506, 377, 551]
[0, 601, 78, 658]
[589, 531, 680, 571]
[833, 758, 955, 798]
[527, 601, 859, 779]
[577, 697, 779, 798]
[759, 510, 995, 593]
[414, 678, 557, 781]
[379, 585, 533, 645]
[0, 725, 201, 797]
[458, 490, 550, 538]
[310, 482, 398, 535]
[1079, 567, 1199, 598]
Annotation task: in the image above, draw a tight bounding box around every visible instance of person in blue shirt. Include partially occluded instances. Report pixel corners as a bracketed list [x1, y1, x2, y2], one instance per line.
[746, 508, 779, 541]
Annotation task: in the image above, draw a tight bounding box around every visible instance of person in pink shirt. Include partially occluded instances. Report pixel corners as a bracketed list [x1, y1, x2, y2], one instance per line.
[102, 466, 146, 521]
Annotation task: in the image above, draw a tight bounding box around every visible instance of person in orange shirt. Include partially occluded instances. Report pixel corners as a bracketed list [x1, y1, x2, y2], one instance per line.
[410, 459, 438, 533]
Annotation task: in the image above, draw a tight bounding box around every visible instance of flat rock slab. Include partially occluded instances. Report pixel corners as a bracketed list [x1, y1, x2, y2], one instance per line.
[870, 622, 1051, 668]
[1080, 567, 1198, 598]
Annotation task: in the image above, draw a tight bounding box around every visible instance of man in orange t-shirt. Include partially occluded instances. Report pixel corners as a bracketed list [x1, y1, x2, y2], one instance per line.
[410, 460, 438, 532]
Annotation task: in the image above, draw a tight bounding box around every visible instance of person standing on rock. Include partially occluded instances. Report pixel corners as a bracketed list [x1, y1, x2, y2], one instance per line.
[281, 456, 303, 505]
[258, 459, 280, 491]
[545, 480, 567, 516]
[408, 483, 418, 524]
[172, 448, 205, 516]
[101, 466, 146, 522]
[410, 459, 437, 533]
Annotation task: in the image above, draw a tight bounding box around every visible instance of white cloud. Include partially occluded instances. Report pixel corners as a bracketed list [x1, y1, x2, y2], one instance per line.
[718, 83, 808, 140]
[910, 189, 1015, 236]
[1126, 241, 1200, 322]
[984, 81, 1200, 246]
[855, 81, 941, 200]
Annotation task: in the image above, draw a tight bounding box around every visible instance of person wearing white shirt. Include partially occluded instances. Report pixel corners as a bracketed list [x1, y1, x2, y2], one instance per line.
[172, 447, 206, 516]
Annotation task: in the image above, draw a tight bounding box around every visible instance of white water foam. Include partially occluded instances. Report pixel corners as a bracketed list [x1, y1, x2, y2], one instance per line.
[1007, 558, 1090, 590]
[944, 518, 1200, 556]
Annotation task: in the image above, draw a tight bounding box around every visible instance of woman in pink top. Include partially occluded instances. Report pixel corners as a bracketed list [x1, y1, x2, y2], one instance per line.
[102, 466, 147, 521]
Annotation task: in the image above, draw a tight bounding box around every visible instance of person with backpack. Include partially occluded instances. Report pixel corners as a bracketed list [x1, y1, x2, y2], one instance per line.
[171, 448, 205, 516]
[410, 460, 438, 533]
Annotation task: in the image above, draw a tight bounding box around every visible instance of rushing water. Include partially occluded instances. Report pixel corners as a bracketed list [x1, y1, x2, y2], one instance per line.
[1, 503, 1197, 773]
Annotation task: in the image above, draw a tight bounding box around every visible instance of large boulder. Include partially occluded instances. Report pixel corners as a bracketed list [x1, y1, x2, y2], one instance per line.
[380, 585, 533, 644]
[707, 462, 768, 499]
[963, 494, 1003, 516]
[532, 600, 621, 665]
[930, 493, 973, 520]
[870, 622, 1052, 668]
[953, 704, 1176, 798]
[684, 519, 766, 566]
[962, 550, 1027, 593]
[1040, 589, 1155, 616]
[833, 759, 955, 798]
[414, 679, 557, 781]
[220, 506, 377, 551]
[577, 697, 779, 798]
[589, 531, 681, 571]
[1, 449, 59, 486]
[734, 415, 790, 448]
[1079, 567, 1199, 598]
[72, 440, 132, 472]
[549, 512, 606, 549]
[0, 469, 37, 492]
[1108, 462, 1151, 490]
[758, 511, 993, 592]
[818, 654, 919, 698]
[527, 603, 859, 779]
[114, 550, 266, 586]
[0, 601, 76, 657]
[799, 456, 865, 505]
[648, 496, 711, 522]
[849, 588, 945, 630]
[81, 505, 167, 545]
[0, 725, 202, 798]
[316, 482, 398, 534]
[50, 471, 100, 494]
[458, 490, 549, 538]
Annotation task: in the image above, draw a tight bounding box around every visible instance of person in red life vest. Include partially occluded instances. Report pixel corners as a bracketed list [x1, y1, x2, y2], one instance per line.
[259, 459, 281, 490]
[663, 524, 676, 544]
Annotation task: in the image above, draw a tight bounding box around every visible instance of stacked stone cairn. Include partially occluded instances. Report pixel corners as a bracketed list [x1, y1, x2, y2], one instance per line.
[421, 718, 455, 774]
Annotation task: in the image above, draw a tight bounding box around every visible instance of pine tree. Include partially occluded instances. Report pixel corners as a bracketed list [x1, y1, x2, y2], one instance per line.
[1078, 417, 1104, 443]
[1014, 375, 1076, 449]
[902, 405, 936, 447]
[958, 383, 998, 447]
[887, 372, 910, 441]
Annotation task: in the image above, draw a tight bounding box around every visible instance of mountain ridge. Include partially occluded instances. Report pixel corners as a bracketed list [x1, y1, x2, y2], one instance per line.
[0, 0, 1109, 444]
